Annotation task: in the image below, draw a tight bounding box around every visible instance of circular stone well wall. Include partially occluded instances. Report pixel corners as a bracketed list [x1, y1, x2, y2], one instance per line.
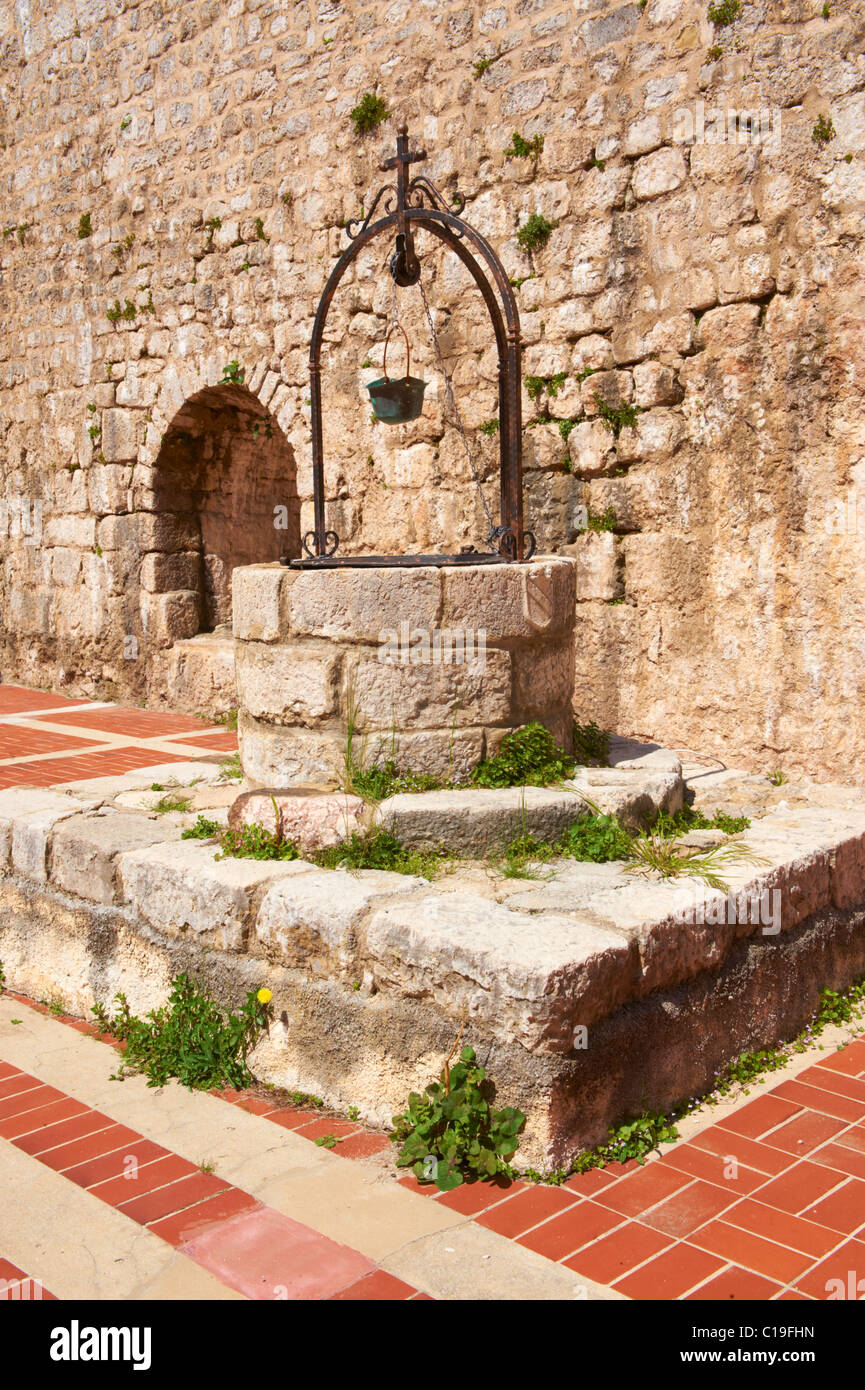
[232, 558, 576, 788]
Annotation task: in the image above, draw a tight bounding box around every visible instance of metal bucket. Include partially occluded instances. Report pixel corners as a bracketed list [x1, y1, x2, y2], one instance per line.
[366, 324, 427, 424]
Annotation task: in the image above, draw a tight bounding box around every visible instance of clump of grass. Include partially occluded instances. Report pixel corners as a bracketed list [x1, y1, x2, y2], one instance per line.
[516, 212, 557, 253]
[471, 722, 574, 789]
[350, 92, 389, 135]
[349, 760, 443, 801]
[595, 398, 641, 437]
[313, 828, 449, 879]
[572, 718, 610, 766]
[707, 0, 740, 25]
[152, 791, 193, 814]
[504, 132, 544, 160]
[182, 815, 221, 840]
[77, 213, 92, 239]
[626, 833, 766, 892]
[218, 752, 242, 781]
[812, 114, 836, 146]
[217, 822, 302, 862]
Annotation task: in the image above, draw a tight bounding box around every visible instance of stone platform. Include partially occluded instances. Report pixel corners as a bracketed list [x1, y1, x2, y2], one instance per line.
[3, 738, 865, 1169]
[232, 558, 576, 787]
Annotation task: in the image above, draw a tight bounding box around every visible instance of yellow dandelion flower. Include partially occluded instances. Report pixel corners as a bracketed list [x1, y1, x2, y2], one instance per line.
[256, 988, 273, 1005]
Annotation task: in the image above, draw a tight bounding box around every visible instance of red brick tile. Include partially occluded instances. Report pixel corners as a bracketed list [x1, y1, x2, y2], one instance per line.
[639, 1180, 739, 1238]
[89, 1153, 199, 1206]
[0, 1074, 42, 1101]
[684, 1264, 783, 1300]
[837, 1126, 865, 1155]
[564, 1221, 673, 1284]
[691, 1125, 795, 1175]
[62, 1139, 170, 1189]
[717, 1094, 803, 1140]
[4, 1100, 95, 1145]
[801, 1178, 865, 1235]
[562, 1167, 618, 1197]
[333, 1131, 392, 1161]
[772, 1079, 865, 1125]
[0, 686, 90, 713]
[232, 1095, 276, 1116]
[811, 1142, 865, 1182]
[776, 1289, 813, 1300]
[37, 1124, 142, 1173]
[0, 1062, 21, 1079]
[330, 1270, 418, 1300]
[596, 1161, 692, 1218]
[0, 1259, 26, 1279]
[397, 1174, 442, 1197]
[516, 1200, 623, 1262]
[755, 1161, 847, 1215]
[658, 1146, 768, 1195]
[800, 1065, 865, 1105]
[613, 1242, 726, 1300]
[0, 1084, 67, 1121]
[791, 1240, 865, 1299]
[760, 1109, 847, 1156]
[436, 1180, 519, 1215]
[119, 1172, 232, 1225]
[816, 1041, 865, 1077]
[474, 1184, 579, 1238]
[290, 1117, 361, 1142]
[722, 1197, 841, 1258]
[148, 1188, 261, 1246]
[690, 1221, 814, 1283]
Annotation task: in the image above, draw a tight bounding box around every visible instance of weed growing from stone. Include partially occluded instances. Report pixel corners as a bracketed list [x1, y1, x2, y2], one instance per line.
[221, 360, 244, 385]
[585, 506, 618, 532]
[525, 371, 567, 405]
[626, 832, 766, 892]
[313, 827, 449, 879]
[217, 822, 302, 861]
[478, 417, 499, 436]
[471, 722, 574, 789]
[573, 718, 610, 766]
[77, 213, 92, 239]
[0, 960, 4, 992]
[348, 760, 443, 800]
[516, 212, 557, 253]
[218, 752, 242, 781]
[106, 298, 137, 323]
[653, 806, 751, 836]
[504, 131, 544, 160]
[707, 0, 740, 25]
[182, 815, 221, 839]
[768, 768, 786, 785]
[152, 791, 193, 814]
[812, 114, 836, 146]
[595, 398, 641, 437]
[390, 1043, 525, 1191]
[350, 92, 389, 136]
[91, 974, 270, 1090]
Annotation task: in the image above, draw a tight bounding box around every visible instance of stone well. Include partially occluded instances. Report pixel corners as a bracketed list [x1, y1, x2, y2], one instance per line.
[232, 558, 576, 788]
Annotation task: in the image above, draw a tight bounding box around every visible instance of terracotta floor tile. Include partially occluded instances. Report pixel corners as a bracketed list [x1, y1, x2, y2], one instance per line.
[613, 1242, 726, 1300]
[684, 1264, 783, 1300]
[90, 1153, 199, 1207]
[148, 1188, 261, 1246]
[691, 1126, 795, 1175]
[0, 1074, 43, 1101]
[262, 1108, 322, 1131]
[658, 1146, 768, 1195]
[333, 1131, 392, 1161]
[717, 1093, 803, 1140]
[62, 1138, 170, 1189]
[754, 1160, 848, 1215]
[810, 1142, 865, 1181]
[595, 1161, 692, 1217]
[801, 1178, 865, 1235]
[177, 1205, 375, 1300]
[564, 1221, 673, 1285]
[516, 1199, 622, 1262]
[639, 1180, 739, 1238]
[562, 1167, 618, 1197]
[0, 685, 90, 713]
[799, 1066, 865, 1105]
[761, 1109, 847, 1156]
[721, 1197, 841, 1258]
[816, 1042, 865, 1077]
[790, 1240, 865, 1299]
[37, 1124, 142, 1173]
[119, 1171, 232, 1224]
[12, 1109, 115, 1155]
[772, 1078, 865, 1124]
[837, 1126, 865, 1155]
[474, 1184, 578, 1238]
[330, 1270, 418, 1300]
[0, 1084, 67, 1121]
[436, 1179, 519, 1215]
[290, 1117, 361, 1142]
[690, 1220, 814, 1284]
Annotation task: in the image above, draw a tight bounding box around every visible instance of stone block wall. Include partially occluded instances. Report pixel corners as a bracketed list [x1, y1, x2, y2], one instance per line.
[233, 557, 575, 785]
[1, 1, 865, 777]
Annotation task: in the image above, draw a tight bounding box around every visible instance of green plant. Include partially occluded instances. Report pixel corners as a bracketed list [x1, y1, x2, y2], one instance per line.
[204, 215, 222, 235]
[585, 505, 618, 533]
[221, 360, 244, 385]
[91, 974, 270, 1090]
[571, 1110, 680, 1173]
[390, 1043, 525, 1191]
[213, 707, 238, 731]
[315, 1134, 340, 1149]
[706, 43, 723, 59]
[768, 768, 786, 786]
[219, 751, 242, 780]
[312, 828, 449, 879]
[290, 1091, 324, 1108]
[516, 212, 557, 253]
[347, 759, 443, 801]
[558, 417, 581, 442]
[182, 815, 221, 840]
[87, 423, 100, 441]
[473, 55, 496, 78]
[254, 216, 269, 243]
[572, 718, 610, 766]
[106, 298, 137, 323]
[281, 191, 293, 207]
[525, 371, 567, 404]
[822, 2, 830, 15]
[0, 960, 5, 993]
[707, 0, 740, 24]
[653, 806, 751, 837]
[41, 996, 66, 1017]
[812, 114, 836, 146]
[626, 833, 766, 892]
[478, 418, 499, 436]
[350, 92, 389, 135]
[504, 131, 544, 160]
[471, 722, 574, 789]
[217, 822, 301, 862]
[199, 1158, 215, 1173]
[153, 791, 193, 814]
[560, 813, 633, 863]
[77, 213, 92, 239]
[120, 114, 132, 131]
[595, 397, 641, 436]
[347, 1105, 360, 1122]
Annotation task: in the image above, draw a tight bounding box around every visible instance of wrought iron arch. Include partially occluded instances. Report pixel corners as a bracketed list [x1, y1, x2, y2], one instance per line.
[294, 125, 533, 567]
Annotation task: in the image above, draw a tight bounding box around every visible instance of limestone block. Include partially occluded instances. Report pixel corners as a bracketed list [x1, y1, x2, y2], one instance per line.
[232, 565, 286, 642]
[239, 711, 346, 789]
[567, 767, 684, 827]
[569, 532, 622, 602]
[347, 648, 512, 729]
[51, 811, 184, 904]
[101, 408, 140, 462]
[567, 419, 615, 477]
[286, 567, 442, 643]
[140, 552, 201, 593]
[255, 868, 426, 973]
[140, 590, 200, 646]
[607, 737, 682, 775]
[632, 147, 687, 200]
[118, 839, 313, 951]
[7, 792, 100, 883]
[441, 559, 575, 640]
[228, 789, 367, 849]
[236, 641, 342, 725]
[511, 640, 575, 718]
[581, 369, 634, 415]
[633, 361, 684, 408]
[373, 786, 590, 855]
[364, 892, 639, 1048]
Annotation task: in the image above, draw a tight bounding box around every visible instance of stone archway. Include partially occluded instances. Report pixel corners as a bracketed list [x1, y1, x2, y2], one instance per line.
[150, 383, 299, 632]
[145, 382, 299, 714]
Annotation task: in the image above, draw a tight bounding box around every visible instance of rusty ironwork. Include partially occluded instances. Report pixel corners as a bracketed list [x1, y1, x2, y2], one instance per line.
[289, 124, 534, 569]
